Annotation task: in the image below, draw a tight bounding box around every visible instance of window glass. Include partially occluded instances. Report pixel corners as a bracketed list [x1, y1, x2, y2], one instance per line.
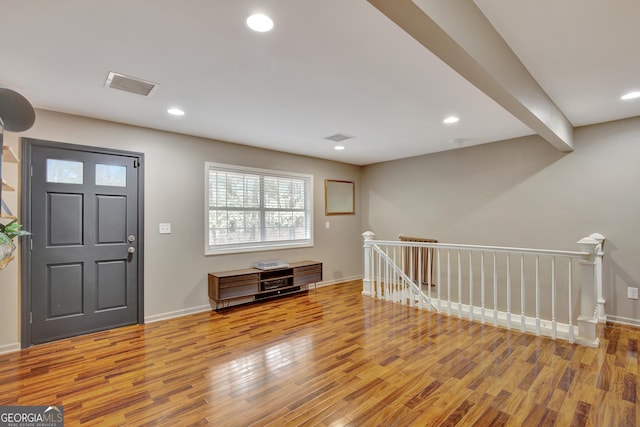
[96, 164, 126, 187]
[46, 159, 83, 184]
[206, 163, 313, 255]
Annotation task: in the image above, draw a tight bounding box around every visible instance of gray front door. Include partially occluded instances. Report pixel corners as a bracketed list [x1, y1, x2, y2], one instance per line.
[23, 139, 143, 345]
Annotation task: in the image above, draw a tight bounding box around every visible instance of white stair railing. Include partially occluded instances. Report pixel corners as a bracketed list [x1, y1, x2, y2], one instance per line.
[363, 236, 438, 311]
[362, 232, 605, 347]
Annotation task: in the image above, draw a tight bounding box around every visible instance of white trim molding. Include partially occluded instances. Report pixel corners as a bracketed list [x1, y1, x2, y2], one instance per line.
[606, 315, 640, 328]
[145, 305, 212, 324]
[0, 342, 21, 355]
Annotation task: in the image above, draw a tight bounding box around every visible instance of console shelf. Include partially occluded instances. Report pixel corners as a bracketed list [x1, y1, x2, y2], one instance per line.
[208, 260, 322, 310]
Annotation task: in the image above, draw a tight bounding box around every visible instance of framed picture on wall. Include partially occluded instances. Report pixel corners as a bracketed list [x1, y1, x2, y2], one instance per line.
[325, 179, 355, 215]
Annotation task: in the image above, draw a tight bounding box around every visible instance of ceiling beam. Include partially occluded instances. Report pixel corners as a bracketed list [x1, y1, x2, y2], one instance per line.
[367, 0, 574, 152]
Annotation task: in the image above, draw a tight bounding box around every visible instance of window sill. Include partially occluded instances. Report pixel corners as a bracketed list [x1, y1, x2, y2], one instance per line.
[205, 241, 313, 256]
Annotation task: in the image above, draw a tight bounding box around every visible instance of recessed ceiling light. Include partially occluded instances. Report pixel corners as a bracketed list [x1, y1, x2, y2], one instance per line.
[621, 91, 640, 100]
[247, 14, 273, 32]
[443, 116, 459, 124]
[167, 108, 185, 116]
[334, 145, 345, 151]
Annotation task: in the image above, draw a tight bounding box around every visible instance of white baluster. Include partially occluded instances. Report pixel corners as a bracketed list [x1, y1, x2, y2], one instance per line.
[427, 246, 432, 310]
[469, 252, 474, 321]
[535, 255, 541, 336]
[493, 252, 498, 326]
[399, 247, 403, 304]
[376, 247, 380, 299]
[447, 250, 452, 315]
[407, 247, 412, 306]
[384, 246, 390, 302]
[377, 248, 383, 300]
[506, 253, 511, 329]
[458, 250, 462, 318]
[387, 246, 402, 304]
[551, 256, 557, 340]
[520, 254, 525, 333]
[417, 244, 423, 308]
[408, 245, 412, 304]
[398, 246, 404, 302]
[568, 258, 574, 344]
[384, 245, 398, 302]
[437, 249, 442, 313]
[380, 248, 383, 300]
[481, 252, 486, 324]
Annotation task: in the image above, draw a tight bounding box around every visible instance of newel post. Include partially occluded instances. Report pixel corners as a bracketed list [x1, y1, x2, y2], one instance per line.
[589, 233, 606, 322]
[576, 235, 602, 347]
[362, 231, 375, 296]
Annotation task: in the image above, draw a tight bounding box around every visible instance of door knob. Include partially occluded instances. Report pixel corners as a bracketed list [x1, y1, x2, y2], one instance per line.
[128, 247, 136, 254]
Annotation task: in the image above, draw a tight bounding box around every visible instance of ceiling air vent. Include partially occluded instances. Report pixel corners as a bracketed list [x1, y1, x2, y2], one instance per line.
[324, 133, 354, 142]
[104, 71, 159, 96]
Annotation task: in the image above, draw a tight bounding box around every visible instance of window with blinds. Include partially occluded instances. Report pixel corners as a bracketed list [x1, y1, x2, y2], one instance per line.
[205, 162, 313, 255]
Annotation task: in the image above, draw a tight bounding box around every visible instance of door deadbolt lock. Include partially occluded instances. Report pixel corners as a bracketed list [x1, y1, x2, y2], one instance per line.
[128, 235, 136, 242]
[128, 247, 136, 254]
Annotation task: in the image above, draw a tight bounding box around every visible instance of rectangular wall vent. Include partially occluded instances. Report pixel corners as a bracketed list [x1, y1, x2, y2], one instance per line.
[324, 133, 354, 142]
[104, 71, 159, 96]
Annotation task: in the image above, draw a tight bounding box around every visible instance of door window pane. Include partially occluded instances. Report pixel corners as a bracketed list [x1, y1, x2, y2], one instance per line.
[46, 159, 83, 184]
[96, 164, 126, 187]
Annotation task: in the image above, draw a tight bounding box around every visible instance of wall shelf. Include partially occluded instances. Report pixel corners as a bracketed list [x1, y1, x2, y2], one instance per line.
[2, 145, 19, 163]
[1, 143, 19, 219]
[2, 179, 15, 192]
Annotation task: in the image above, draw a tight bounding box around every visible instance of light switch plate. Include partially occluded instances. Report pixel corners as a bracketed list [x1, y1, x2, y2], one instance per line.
[159, 223, 171, 234]
[628, 287, 638, 299]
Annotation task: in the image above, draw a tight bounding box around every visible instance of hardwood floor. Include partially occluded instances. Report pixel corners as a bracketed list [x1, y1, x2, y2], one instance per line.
[0, 279, 637, 426]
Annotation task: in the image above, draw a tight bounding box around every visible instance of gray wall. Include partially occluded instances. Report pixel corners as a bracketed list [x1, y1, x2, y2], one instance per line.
[361, 116, 640, 324]
[0, 109, 363, 351]
[1, 110, 638, 352]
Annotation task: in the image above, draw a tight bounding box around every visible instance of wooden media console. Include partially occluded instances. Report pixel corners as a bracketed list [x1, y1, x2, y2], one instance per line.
[208, 260, 322, 310]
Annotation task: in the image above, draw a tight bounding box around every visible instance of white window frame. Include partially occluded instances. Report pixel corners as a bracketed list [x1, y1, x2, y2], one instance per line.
[205, 162, 314, 255]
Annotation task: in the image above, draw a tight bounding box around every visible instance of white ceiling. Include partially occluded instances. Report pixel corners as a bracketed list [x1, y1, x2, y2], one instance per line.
[0, 0, 638, 165]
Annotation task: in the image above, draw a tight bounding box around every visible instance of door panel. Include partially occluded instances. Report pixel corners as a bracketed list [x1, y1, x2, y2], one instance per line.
[97, 195, 127, 243]
[96, 260, 127, 310]
[47, 263, 83, 317]
[48, 193, 83, 245]
[28, 143, 141, 345]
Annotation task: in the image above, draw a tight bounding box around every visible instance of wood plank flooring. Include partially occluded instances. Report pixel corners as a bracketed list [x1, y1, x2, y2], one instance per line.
[0, 279, 637, 426]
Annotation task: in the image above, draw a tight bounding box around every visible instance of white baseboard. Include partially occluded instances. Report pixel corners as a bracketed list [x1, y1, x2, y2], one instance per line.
[146, 277, 363, 320]
[315, 275, 362, 288]
[430, 300, 580, 344]
[145, 305, 211, 324]
[0, 342, 21, 355]
[366, 289, 603, 346]
[606, 315, 640, 328]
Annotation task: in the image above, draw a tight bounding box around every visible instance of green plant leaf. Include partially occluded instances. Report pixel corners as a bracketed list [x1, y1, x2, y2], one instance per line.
[0, 219, 31, 240]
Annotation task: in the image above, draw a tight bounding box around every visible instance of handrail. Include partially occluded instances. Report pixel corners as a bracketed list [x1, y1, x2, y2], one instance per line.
[367, 239, 589, 258]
